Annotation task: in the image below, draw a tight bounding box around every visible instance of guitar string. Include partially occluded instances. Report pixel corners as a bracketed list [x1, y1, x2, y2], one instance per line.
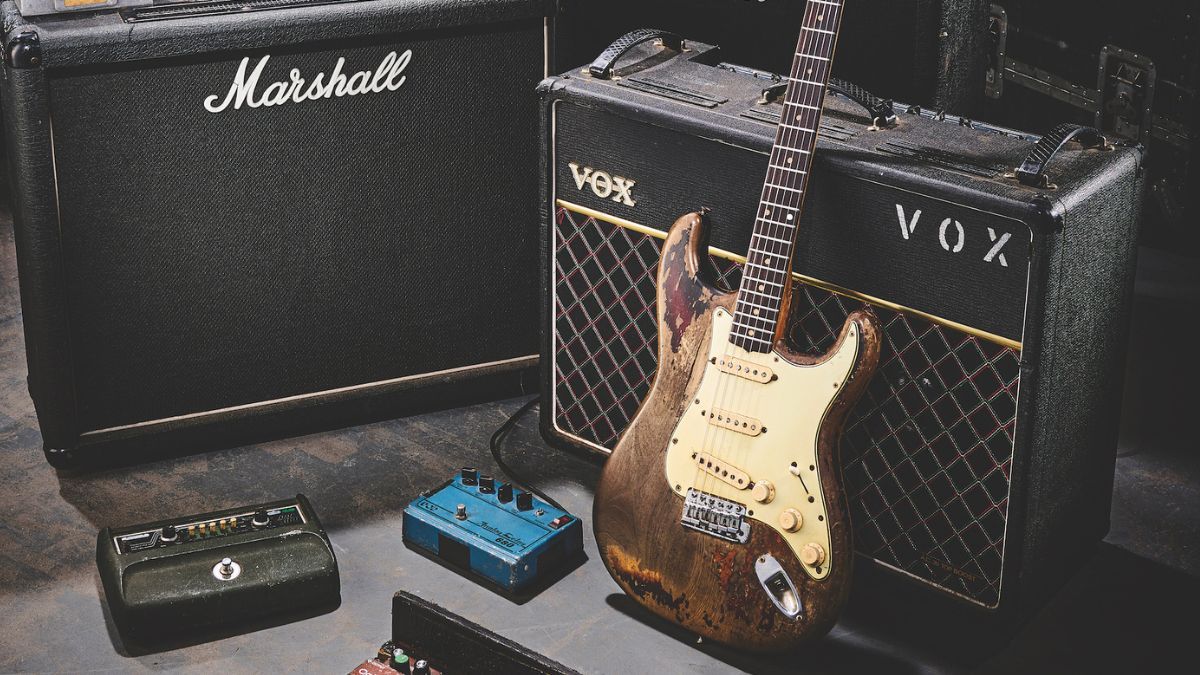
[699, 3, 836, 506]
[693, 3, 840, 519]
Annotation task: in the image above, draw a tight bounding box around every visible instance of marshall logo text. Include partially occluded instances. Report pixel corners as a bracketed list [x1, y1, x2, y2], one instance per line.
[204, 50, 413, 114]
[569, 162, 637, 206]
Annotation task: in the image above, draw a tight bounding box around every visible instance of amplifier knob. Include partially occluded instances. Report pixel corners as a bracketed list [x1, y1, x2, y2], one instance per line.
[801, 543, 826, 567]
[779, 508, 803, 532]
[751, 480, 776, 504]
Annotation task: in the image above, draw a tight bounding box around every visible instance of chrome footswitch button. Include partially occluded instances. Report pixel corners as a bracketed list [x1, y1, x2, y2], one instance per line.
[212, 557, 242, 581]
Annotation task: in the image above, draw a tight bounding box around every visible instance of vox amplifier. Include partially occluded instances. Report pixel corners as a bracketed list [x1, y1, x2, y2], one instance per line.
[539, 38, 1144, 614]
[1, 0, 552, 466]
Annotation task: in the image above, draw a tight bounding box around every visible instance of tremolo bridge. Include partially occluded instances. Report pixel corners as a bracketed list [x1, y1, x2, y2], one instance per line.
[681, 488, 750, 544]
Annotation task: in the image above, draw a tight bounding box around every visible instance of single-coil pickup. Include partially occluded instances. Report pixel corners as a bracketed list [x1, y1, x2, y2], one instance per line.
[691, 452, 751, 489]
[712, 356, 774, 383]
[706, 408, 765, 437]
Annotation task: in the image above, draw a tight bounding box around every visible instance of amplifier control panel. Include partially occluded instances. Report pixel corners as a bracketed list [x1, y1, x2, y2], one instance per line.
[112, 501, 307, 554]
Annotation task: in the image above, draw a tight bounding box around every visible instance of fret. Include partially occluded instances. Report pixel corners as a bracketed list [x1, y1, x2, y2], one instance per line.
[737, 298, 780, 314]
[743, 261, 787, 276]
[762, 200, 799, 210]
[752, 232, 791, 245]
[731, 331, 773, 346]
[763, 184, 803, 194]
[779, 123, 816, 133]
[757, 217, 796, 228]
[733, 0, 842, 352]
[742, 276, 784, 289]
[738, 288, 782, 305]
[733, 321, 774, 335]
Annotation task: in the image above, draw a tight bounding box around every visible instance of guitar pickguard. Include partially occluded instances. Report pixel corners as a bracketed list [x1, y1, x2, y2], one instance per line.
[665, 308, 860, 580]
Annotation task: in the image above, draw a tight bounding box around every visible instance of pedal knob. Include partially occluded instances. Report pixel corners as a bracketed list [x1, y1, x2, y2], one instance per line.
[498, 483, 514, 503]
[460, 467, 479, 486]
[160, 524, 178, 542]
[801, 543, 826, 567]
[515, 492, 533, 511]
[478, 475, 495, 494]
[251, 510, 269, 527]
[779, 508, 803, 532]
[751, 480, 776, 504]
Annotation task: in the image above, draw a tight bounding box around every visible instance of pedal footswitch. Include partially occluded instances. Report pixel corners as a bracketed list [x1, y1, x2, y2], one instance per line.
[97, 494, 339, 642]
[402, 469, 583, 594]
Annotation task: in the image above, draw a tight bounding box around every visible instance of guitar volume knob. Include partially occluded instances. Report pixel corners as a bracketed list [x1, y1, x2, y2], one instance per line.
[779, 508, 803, 532]
[751, 480, 775, 504]
[801, 543, 826, 567]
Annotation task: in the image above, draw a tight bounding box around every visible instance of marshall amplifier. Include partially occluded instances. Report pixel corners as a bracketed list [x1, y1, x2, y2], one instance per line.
[1, 0, 553, 466]
[539, 38, 1143, 615]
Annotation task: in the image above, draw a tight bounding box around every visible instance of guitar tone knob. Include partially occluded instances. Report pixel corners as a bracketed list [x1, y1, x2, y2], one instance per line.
[801, 543, 826, 567]
[779, 508, 803, 532]
[751, 480, 776, 504]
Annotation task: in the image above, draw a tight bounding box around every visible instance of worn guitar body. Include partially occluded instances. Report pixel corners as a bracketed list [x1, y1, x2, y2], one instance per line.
[593, 212, 881, 651]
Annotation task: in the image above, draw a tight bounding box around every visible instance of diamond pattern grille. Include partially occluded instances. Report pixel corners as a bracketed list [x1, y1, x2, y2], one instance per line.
[552, 208, 1022, 607]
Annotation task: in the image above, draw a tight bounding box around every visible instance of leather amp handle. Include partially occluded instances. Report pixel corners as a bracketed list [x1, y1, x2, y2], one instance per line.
[761, 77, 898, 128]
[1016, 123, 1108, 188]
[589, 28, 684, 80]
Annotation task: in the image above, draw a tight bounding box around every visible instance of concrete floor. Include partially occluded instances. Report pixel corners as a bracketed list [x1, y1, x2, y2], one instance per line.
[0, 212, 1197, 674]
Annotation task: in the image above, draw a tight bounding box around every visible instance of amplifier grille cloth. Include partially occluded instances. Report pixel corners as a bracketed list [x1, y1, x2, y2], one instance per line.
[553, 207, 1020, 607]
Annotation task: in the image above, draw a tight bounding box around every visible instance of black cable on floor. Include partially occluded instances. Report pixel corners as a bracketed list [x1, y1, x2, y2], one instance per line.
[489, 396, 565, 511]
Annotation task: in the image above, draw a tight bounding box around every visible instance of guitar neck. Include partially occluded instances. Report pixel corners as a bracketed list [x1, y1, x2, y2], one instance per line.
[730, 0, 845, 353]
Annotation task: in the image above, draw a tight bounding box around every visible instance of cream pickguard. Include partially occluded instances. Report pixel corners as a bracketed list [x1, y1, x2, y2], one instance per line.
[665, 307, 861, 580]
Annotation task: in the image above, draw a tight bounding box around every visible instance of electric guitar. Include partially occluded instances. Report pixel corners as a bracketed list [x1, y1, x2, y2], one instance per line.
[592, 0, 881, 651]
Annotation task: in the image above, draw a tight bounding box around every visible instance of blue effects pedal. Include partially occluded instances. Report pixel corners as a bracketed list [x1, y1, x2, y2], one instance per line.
[402, 468, 583, 593]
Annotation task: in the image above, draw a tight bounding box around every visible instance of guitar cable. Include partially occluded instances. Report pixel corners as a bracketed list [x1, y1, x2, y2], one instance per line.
[489, 396, 566, 511]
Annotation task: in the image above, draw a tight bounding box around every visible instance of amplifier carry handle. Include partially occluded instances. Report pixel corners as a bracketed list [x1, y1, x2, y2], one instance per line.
[761, 77, 898, 128]
[1015, 123, 1109, 188]
[589, 28, 684, 80]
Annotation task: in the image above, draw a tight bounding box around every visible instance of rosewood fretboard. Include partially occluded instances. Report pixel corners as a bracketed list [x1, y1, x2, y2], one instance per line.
[730, 0, 845, 353]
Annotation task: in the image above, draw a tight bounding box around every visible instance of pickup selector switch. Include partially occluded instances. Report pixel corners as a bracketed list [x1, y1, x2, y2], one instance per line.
[779, 508, 804, 532]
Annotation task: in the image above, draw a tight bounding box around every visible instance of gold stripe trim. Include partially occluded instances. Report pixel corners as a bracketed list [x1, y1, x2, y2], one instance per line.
[556, 199, 1022, 351]
[79, 354, 539, 439]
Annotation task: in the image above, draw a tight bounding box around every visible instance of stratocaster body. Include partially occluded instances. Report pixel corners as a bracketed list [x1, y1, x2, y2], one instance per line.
[593, 213, 881, 650]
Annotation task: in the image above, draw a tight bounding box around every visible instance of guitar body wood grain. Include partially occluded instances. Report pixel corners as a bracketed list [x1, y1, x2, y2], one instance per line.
[593, 211, 881, 651]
